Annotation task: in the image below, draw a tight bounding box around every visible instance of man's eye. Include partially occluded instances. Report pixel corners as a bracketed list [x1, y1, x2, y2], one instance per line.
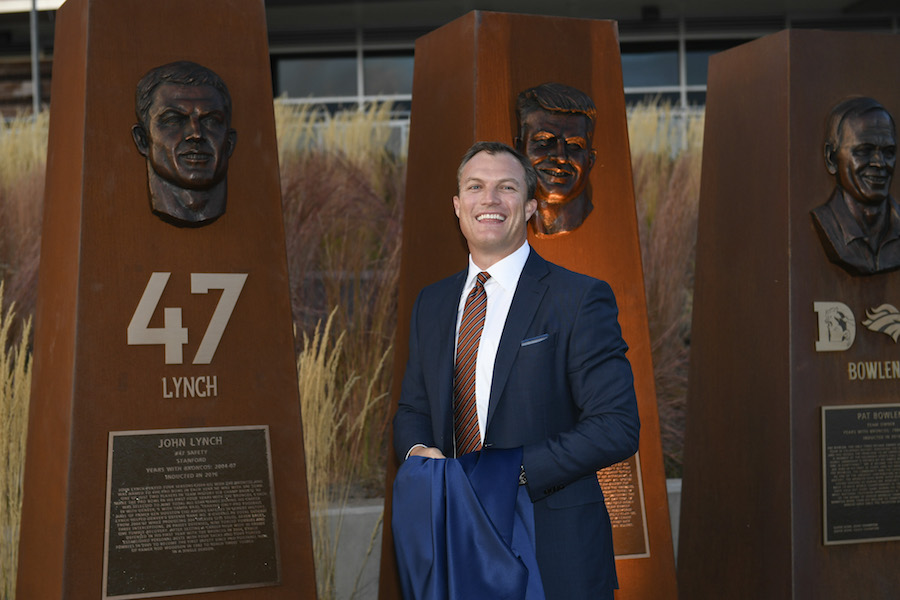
[159, 113, 185, 126]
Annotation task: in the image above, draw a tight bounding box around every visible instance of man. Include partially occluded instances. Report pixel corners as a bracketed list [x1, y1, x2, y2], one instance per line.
[811, 97, 899, 275]
[132, 61, 237, 227]
[515, 82, 597, 237]
[392, 141, 640, 598]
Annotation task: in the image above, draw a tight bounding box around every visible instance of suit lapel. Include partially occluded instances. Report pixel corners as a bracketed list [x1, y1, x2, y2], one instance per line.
[436, 270, 467, 446]
[486, 250, 549, 433]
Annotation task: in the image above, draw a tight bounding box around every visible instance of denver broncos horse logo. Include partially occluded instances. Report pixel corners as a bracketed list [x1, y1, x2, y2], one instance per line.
[863, 304, 900, 342]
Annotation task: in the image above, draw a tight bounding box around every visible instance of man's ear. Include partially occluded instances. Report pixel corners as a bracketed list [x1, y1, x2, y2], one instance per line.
[226, 128, 237, 157]
[131, 124, 149, 157]
[824, 143, 839, 175]
[452, 195, 461, 218]
[525, 197, 538, 221]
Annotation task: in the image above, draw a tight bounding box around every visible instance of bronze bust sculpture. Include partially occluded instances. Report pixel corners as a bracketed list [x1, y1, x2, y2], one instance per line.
[132, 61, 237, 227]
[811, 97, 899, 276]
[515, 82, 597, 237]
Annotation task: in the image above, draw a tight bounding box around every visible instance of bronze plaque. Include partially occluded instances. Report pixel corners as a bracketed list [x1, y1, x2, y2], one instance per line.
[103, 426, 279, 598]
[822, 404, 900, 545]
[598, 453, 649, 558]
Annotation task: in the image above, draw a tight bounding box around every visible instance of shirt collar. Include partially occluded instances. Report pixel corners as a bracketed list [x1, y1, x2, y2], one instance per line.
[465, 241, 530, 292]
[831, 188, 900, 247]
[831, 188, 867, 243]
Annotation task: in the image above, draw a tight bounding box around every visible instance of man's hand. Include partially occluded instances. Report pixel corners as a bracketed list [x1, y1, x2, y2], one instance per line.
[408, 446, 446, 459]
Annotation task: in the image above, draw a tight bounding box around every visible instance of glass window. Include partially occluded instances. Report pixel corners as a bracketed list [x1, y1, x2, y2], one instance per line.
[363, 53, 414, 96]
[276, 54, 358, 98]
[686, 91, 707, 106]
[685, 50, 712, 87]
[391, 100, 412, 115]
[620, 42, 679, 88]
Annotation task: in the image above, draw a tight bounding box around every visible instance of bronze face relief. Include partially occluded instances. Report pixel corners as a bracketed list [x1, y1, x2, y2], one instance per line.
[811, 97, 899, 275]
[515, 82, 597, 237]
[132, 61, 237, 227]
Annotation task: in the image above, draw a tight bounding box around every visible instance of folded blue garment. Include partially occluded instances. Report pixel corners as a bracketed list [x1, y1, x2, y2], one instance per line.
[392, 448, 544, 600]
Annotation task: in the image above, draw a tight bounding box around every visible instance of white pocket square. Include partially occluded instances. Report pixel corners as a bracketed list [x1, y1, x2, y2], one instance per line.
[520, 334, 549, 347]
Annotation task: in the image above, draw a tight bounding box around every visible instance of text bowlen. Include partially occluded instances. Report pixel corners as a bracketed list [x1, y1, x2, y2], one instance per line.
[847, 361, 900, 381]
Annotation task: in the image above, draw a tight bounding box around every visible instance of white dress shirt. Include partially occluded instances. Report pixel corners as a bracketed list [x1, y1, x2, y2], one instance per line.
[456, 241, 530, 446]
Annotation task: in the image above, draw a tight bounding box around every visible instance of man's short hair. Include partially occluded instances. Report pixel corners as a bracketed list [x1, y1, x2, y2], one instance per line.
[516, 82, 597, 138]
[825, 96, 896, 151]
[135, 61, 232, 127]
[457, 141, 538, 201]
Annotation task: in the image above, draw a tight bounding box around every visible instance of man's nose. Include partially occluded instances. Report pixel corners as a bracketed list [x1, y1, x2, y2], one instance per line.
[550, 138, 568, 161]
[185, 114, 203, 140]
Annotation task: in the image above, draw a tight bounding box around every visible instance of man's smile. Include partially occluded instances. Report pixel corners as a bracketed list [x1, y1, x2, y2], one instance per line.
[181, 152, 211, 161]
[860, 171, 889, 187]
[537, 163, 574, 182]
[178, 146, 214, 166]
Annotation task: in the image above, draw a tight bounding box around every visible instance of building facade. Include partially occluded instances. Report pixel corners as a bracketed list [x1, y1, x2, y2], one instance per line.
[0, 0, 897, 116]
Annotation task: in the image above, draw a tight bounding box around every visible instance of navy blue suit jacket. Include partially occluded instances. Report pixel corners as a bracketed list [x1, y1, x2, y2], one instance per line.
[393, 248, 640, 598]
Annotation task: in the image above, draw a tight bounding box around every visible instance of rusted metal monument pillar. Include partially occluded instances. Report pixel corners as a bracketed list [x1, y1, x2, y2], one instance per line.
[680, 29, 900, 600]
[17, 0, 317, 598]
[380, 11, 676, 600]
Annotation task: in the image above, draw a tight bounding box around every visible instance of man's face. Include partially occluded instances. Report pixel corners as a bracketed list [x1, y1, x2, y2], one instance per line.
[137, 83, 236, 190]
[519, 109, 596, 205]
[453, 151, 537, 266]
[831, 110, 896, 205]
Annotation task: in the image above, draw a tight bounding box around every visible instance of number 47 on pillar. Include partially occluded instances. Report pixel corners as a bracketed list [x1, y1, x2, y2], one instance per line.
[127, 272, 248, 365]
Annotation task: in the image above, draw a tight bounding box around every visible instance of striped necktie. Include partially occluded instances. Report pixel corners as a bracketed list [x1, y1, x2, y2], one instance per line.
[454, 271, 490, 455]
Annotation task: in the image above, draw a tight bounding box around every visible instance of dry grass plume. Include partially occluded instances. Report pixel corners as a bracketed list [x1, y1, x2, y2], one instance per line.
[298, 309, 386, 599]
[630, 100, 704, 475]
[0, 285, 32, 598]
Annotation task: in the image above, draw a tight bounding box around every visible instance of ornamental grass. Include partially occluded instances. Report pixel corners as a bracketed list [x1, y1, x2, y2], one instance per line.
[277, 100, 403, 496]
[0, 286, 31, 598]
[0, 113, 47, 332]
[629, 100, 704, 476]
[297, 309, 386, 599]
